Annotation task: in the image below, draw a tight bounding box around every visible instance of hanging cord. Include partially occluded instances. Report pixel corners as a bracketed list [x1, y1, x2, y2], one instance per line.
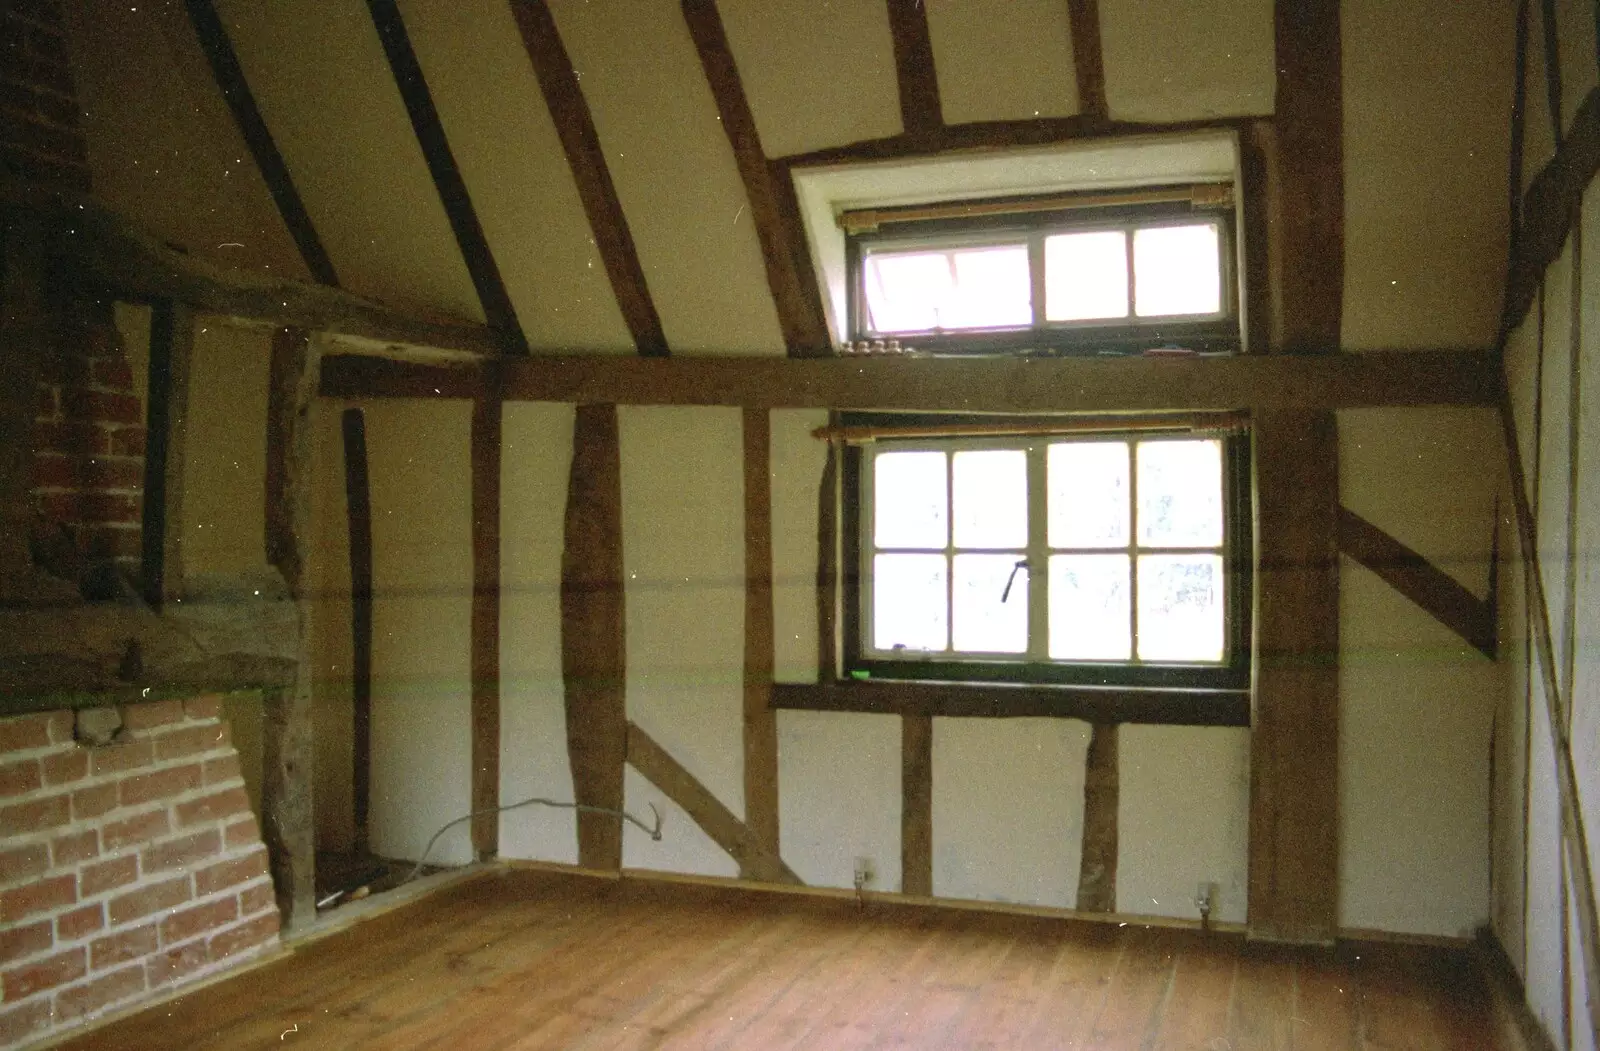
[402, 797, 663, 885]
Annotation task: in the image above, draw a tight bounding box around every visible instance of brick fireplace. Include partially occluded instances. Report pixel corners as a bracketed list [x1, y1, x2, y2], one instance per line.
[0, 699, 279, 1047]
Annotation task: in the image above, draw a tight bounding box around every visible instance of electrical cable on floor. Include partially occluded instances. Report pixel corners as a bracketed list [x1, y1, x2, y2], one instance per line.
[402, 797, 664, 885]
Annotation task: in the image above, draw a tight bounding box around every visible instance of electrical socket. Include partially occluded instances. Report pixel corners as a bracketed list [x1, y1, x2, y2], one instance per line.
[1195, 881, 1215, 916]
[853, 856, 875, 890]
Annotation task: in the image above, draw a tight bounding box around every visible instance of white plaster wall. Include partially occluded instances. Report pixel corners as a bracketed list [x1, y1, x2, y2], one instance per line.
[931, 718, 1089, 908]
[925, 0, 1080, 124]
[498, 403, 579, 863]
[1098, 0, 1273, 122]
[623, 767, 737, 878]
[777, 710, 901, 892]
[1117, 725, 1249, 925]
[619, 407, 746, 876]
[771, 409, 828, 684]
[365, 400, 474, 865]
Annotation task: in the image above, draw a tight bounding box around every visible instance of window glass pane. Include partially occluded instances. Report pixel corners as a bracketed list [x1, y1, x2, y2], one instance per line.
[1044, 231, 1128, 321]
[1048, 554, 1131, 659]
[1137, 554, 1224, 661]
[1136, 440, 1223, 547]
[1133, 224, 1221, 317]
[874, 450, 947, 549]
[864, 245, 1030, 333]
[1047, 441, 1130, 548]
[873, 554, 948, 652]
[952, 554, 1028, 653]
[953, 449, 1027, 549]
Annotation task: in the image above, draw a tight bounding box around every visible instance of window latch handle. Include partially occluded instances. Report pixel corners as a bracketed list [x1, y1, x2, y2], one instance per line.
[1001, 558, 1031, 603]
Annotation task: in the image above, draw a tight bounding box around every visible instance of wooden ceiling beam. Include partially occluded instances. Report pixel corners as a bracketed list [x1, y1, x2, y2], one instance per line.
[319, 347, 1500, 413]
[885, 0, 942, 136]
[1066, 0, 1108, 124]
[3, 179, 499, 359]
[183, 0, 340, 288]
[680, 0, 832, 358]
[509, 0, 668, 358]
[365, 0, 529, 355]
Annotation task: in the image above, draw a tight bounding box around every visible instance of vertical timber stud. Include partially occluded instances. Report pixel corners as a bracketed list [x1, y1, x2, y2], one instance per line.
[901, 714, 933, 896]
[1066, 0, 1108, 125]
[561, 404, 627, 869]
[141, 300, 193, 609]
[1248, 0, 1343, 944]
[366, 0, 529, 356]
[509, 0, 668, 357]
[470, 367, 504, 861]
[743, 408, 779, 861]
[885, 0, 942, 137]
[263, 327, 319, 930]
[339, 408, 373, 857]
[1076, 723, 1119, 912]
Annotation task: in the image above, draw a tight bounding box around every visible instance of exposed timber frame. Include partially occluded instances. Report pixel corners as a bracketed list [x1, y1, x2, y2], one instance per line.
[509, 0, 668, 357]
[885, 0, 942, 137]
[262, 327, 319, 930]
[742, 408, 779, 865]
[680, 0, 832, 358]
[900, 714, 932, 896]
[1336, 507, 1498, 661]
[319, 348, 1499, 413]
[1066, 0, 1108, 124]
[339, 408, 373, 857]
[183, 0, 340, 287]
[1244, 0, 1344, 946]
[141, 300, 193, 610]
[560, 404, 627, 870]
[1076, 723, 1118, 912]
[470, 370, 503, 860]
[625, 722, 800, 884]
[365, 0, 529, 355]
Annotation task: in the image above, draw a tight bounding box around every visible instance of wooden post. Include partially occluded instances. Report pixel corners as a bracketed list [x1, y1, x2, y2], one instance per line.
[561, 404, 627, 869]
[141, 300, 192, 609]
[901, 714, 933, 896]
[742, 407, 779, 862]
[469, 379, 503, 861]
[262, 326, 318, 929]
[339, 408, 373, 857]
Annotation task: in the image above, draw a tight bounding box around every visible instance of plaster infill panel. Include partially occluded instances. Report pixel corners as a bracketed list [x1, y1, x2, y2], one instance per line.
[926, 0, 1079, 125]
[932, 717, 1089, 909]
[1099, 0, 1273, 122]
[776, 709, 901, 892]
[498, 403, 578, 863]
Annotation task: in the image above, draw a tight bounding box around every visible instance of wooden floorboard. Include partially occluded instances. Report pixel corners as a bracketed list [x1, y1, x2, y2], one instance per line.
[57, 868, 1507, 1050]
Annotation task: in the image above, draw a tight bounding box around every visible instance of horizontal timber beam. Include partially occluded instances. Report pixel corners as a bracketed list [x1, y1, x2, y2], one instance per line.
[319, 348, 1500, 412]
[772, 680, 1249, 726]
[2, 177, 497, 360]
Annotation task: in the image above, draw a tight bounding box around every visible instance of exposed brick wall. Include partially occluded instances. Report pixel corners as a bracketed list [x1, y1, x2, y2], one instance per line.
[30, 305, 146, 571]
[0, 699, 279, 1049]
[0, 0, 90, 191]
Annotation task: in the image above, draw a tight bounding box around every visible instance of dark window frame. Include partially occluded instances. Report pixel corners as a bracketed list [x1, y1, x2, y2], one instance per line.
[839, 413, 1254, 696]
[844, 189, 1241, 358]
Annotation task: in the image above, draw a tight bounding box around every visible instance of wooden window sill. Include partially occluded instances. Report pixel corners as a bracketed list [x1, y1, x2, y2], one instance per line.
[770, 679, 1249, 726]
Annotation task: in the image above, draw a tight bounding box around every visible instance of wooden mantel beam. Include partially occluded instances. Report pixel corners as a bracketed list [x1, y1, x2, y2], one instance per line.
[319, 347, 1499, 413]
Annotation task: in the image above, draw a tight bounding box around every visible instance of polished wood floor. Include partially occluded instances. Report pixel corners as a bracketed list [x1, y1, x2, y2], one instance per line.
[62, 868, 1500, 1050]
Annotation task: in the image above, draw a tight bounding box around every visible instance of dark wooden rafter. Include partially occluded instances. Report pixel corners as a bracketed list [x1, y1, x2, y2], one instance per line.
[679, 0, 832, 357]
[1499, 0, 1532, 346]
[742, 407, 779, 860]
[183, 0, 340, 287]
[319, 347, 1501, 413]
[141, 300, 192, 610]
[339, 407, 373, 857]
[1499, 384, 1600, 1041]
[1540, 0, 1563, 143]
[1241, 121, 1277, 354]
[1076, 723, 1118, 912]
[470, 371, 503, 861]
[508, 0, 668, 357]
[364, 0, 529, 355]
[1066, 0, 1108, 123]
[561, 404, 627, 870]
[624, 721, 800, 884]
[1504, 85, 1600, 336]
[1336, 507, 1497, 660]
[885, 0, 942, 136]
[900, 714, 933, 897]
[263, 326, 318, 930]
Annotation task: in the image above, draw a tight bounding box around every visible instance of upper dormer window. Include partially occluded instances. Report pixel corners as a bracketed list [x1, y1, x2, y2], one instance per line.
[843, 185, 1237, 356]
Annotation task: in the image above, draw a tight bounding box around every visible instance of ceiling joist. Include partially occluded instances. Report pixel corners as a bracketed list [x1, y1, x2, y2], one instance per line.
[885, 0, 942, 137]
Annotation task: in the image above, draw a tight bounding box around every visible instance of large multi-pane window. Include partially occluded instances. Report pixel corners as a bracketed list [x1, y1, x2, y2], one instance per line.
[848, 424, 1250, 690]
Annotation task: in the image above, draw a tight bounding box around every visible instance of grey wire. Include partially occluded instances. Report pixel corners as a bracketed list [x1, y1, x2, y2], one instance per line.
[402, 797, 663, 885]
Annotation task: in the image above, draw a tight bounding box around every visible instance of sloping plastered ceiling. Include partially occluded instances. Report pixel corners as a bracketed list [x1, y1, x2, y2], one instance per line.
[64, 0, 308, 281]
[1098, 0, 1274, 121]
[925, 0, 1080, 123]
